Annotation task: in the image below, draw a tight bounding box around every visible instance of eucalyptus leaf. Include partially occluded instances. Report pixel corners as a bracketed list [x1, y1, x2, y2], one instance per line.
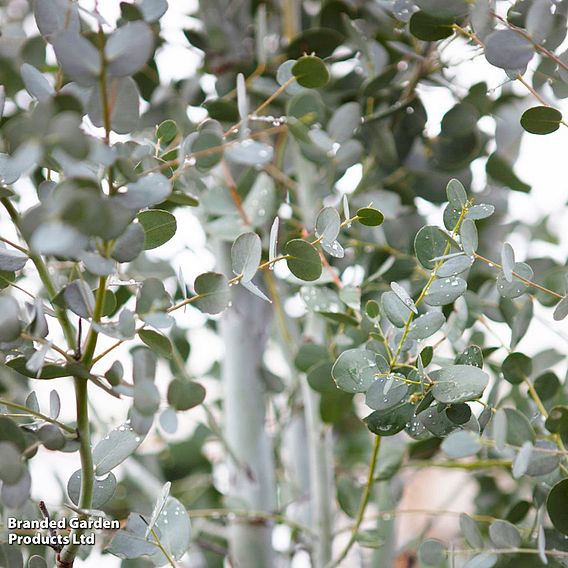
[332, 349, 387, 393]
[92, 422, 146, 475]
[231, 232, 262, 283]
[431, 365, 489, 404]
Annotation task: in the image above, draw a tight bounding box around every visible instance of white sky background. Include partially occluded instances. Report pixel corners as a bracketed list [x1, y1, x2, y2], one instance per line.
[3, 0, 568, 566]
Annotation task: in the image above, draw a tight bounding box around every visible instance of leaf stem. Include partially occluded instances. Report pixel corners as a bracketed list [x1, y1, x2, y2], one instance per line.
[0, 398, 76, 435]
[327, 435, 381, 568]
[473, 252, 564, 299]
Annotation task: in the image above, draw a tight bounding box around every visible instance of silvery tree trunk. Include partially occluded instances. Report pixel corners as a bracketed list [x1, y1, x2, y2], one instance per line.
[220, 244, 276, 567]
[293, 142, 335, 567]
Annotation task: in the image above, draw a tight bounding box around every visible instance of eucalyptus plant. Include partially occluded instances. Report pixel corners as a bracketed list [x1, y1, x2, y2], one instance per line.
[2, 0, 568, 567]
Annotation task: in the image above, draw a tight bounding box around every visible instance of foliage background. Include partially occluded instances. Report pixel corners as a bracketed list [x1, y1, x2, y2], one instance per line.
[2, 0, 568, 567]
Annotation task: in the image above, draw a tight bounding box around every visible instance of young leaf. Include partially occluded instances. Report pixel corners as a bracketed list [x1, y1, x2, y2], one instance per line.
[138, 329, 172, 359]
[167, 379, 206, 411]
[269, 217, 279, 263]
[105, 22, 154, 77]
[137, 209, 177, 250]
[0, 247, 28, 272]
[390, 282, 417, 314]
[496, 262, 533, 298]
[521, 106, 563, 135]
[63, 280, 95, 319]
[501, 242, 515, 283]
[145, 481, 171, 538]
[356, 207, 384, 227]
[285, 239, 322, 281]
[67, 470, 117, 508]
[291, 55, 329, 88]
[315, 207, 341, 245]
[231, 232, 262, 283]
[553, 296, 568, 321]
[52, 31, 101, 86]
[446, 178, 467, 208]
[92, 422, 146, 475]
[460, 219, 478, 256]
[194, 272, 230, 314]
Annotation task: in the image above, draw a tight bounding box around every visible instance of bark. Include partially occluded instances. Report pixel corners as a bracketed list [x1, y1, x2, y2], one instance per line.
[220, 244, 276, 567]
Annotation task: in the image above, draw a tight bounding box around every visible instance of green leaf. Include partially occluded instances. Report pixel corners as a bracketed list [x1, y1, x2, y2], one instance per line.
[431, 365, 489, 404]
[225, 140, 273, 166]
[489, 520, 521, 549]
[463, 554, 498, 568]
[68, 469, 116, 508]
[112, 223, 146, 263]
[193, 131, 224, 170]
[460, 513, 483, 549]
[63, 280, 95, 319]
[418, 538, 445, 566]
[231, 232, 262, 283]
[167, 379, 206, 411]
[88, 77, 140, 134]
[0, 443, 24, 484]
[407, 311, 445, 340]
[52, 31, 101, 86]
[28, 556, 48, 568]
[548, 478, 568, 535]
[138, 329, 172, 358]
[553, 296, 568, 321]
[501, 242, 515, 282]
[116, 173, 171, 210]
[364, 404, 414, 436]
[437, 254, 473, 277]
[441, 431, 481, 459]
[329, 102, 361, 143]
[415, 0, 468, 18]
[381, 290, 411, 327]
[287, 28, 343, 58]
[484, 29, 534, 71]
[156, 119, 177, 144]
[545, 405, 568, 434]
[92, 422, 146, 475]
[145, 481, 171, 538]
[34, 0, 80, 37]
[460, 219, 478, 256]
[356, 207, 384, 227]
[194, 272, 230, 315]
[0, 297, 21, 342]
[291, 55, 329, 88]
[390, 282, 417, 314]
[486, 153, 531, 193]
[137, 209, 177, 250]
[496, 262, 533, 298]
[285, 239, 322, 281]
[332, 349, 388, 393]
[414, 225, 450, 269]
[315, 207, 341, 245]
[456, 345, 483, 368]
[365, 375, 408, 411]
[446, 178, 467, 208]
[105, 21, 154, 78]
[521, 106, 563, 135]
[502, 352, 531, 385]
[423, 276, 467, 306]
[409, 11, 454, 41]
